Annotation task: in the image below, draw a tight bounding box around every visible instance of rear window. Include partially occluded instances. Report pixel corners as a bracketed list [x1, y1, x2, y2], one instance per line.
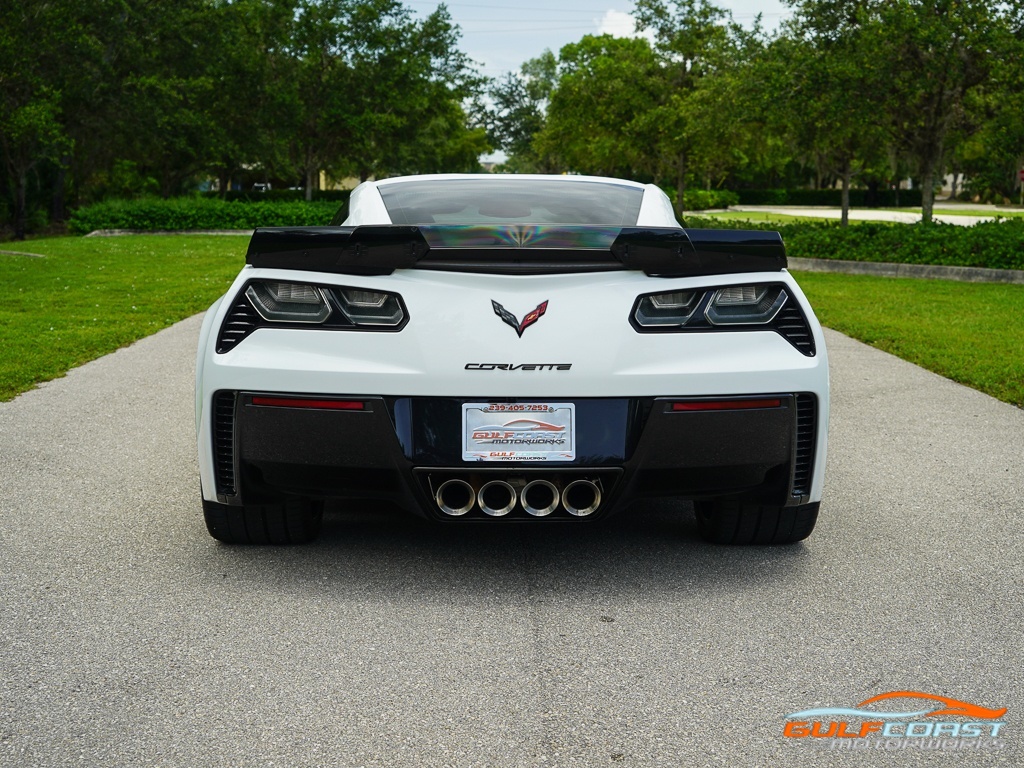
[377, 178, 644, 226]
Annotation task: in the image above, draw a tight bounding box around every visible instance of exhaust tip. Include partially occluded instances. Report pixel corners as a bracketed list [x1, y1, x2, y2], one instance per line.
[477, 480, 516, 517]
[435, 478, 475, 517]
[522, 479, 560, 517]
[562, 479, 601, 517]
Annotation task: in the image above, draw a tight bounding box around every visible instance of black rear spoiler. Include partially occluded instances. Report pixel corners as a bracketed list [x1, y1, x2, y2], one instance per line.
[245, 225, 786, 277]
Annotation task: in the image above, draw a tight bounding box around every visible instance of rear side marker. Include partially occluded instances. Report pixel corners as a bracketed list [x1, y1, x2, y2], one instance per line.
[670, 399, 782, 412]
[251, 396, 365, 410]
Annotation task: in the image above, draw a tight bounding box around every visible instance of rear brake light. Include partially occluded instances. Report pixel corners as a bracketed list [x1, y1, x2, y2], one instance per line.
[670, 399, 782, 412]
[705, 285, 787, 325]
[336, 288, 405, 326]
[633, 290, 699, 327]
[251, 397, 365, 410]
[246, 281, 332, 323]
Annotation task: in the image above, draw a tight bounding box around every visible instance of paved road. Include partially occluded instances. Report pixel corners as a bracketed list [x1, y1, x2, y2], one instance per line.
[2, 316, 1022, 767]
[729, 205, 1000, 227]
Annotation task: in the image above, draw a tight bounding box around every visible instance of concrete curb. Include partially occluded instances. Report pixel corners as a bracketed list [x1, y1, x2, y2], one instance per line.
[788, 256, 1024, 285]
[0, 248, 46, 258]
[85, 229, 252, 237]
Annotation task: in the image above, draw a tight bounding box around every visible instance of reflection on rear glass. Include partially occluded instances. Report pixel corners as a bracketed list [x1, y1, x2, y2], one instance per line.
[378, 179, 645, 226]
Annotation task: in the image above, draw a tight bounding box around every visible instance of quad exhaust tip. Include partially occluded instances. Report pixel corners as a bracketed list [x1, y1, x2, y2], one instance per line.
[561, 479, 601, 517]
[433, 475, 603, 518]
[436, 478, 475, 517]
[522, 479, 560, 517]
[477, 480, 517, 517]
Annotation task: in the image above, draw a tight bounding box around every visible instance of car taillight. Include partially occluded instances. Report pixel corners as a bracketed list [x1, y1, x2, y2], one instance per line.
[251, 396, 365, 410]
[670, 398, 782, 411]
[246, 281, 332, 323]
[632, 290, 699, 327]
[705, 285, 788, 325]
[337, 289, 405, 327]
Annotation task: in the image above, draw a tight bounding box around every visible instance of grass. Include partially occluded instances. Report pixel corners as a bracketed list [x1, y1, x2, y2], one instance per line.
[792, 271, 1024, 408]
[689, 211, 844, 225]
[0, 235, 246, 401]
[1, 235, 1021, 410]
[701, 207, 1024, 221]
[879, 207, 1024, 218]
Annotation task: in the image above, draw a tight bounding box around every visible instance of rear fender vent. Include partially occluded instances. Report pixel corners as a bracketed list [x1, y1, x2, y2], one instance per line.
[791, 393, 816, 498]
[774, 304, 816, 356]
[213, 391, 237, 497]
[216, 298, 259, 353]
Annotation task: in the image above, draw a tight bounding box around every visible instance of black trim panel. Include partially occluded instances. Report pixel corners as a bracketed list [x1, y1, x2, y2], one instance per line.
[224, 391, 810, 518]
[244, 225, 787, 277]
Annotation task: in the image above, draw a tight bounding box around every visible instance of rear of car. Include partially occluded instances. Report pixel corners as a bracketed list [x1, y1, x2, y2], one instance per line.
[196, 175, 828, 545]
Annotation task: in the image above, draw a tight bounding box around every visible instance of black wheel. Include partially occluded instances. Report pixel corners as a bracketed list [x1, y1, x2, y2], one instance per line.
[203, 497, 324, 545]
[694, 499, 819, 545]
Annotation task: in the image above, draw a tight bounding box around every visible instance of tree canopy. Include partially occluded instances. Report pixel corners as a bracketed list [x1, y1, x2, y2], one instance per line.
[4, 0, 1024, 238]
[484, 0, 1024, 224]
[0, 0, 488, 236]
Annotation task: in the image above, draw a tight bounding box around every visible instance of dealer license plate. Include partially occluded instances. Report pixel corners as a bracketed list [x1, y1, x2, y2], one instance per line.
[462, 402, 576, 462]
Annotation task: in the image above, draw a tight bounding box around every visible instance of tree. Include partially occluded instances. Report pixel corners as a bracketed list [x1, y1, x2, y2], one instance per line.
[338, 2, 488, 181]
[486, 50, 557, 171]
[766, 6, 890, 224]
[633, 0, 753, 214]
[862, 0, 1010, 222]
[272, 0, 484, 196]
[951, 16, 1024, 203]
[534, 35, 666, 180]
[0, 3, 73, 238]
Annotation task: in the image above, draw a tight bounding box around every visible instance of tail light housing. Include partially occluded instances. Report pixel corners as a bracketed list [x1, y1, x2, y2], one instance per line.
[217, 280, 408, 353]
[630, 282, 815, 356]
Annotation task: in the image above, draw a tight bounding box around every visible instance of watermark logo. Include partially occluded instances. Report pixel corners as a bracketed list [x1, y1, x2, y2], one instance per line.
[784, 691, 1007, 752]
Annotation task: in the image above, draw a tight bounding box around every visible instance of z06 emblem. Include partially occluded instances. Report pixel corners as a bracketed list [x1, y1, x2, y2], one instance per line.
[491, 300, 548, 337]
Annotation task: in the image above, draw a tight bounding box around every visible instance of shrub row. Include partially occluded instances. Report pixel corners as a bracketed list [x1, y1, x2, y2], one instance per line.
[67, 197, 1024, 272]
[681, 189, 740, 211]
[68, 198, 341, 234]
[734, 188, 924, 208]
[684, 216, 1024, 271]
[200, 189, 352, 203]
[68, 189, 741, 231]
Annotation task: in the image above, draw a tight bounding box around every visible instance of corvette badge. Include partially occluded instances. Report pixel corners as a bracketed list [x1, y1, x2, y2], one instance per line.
[492, 300, 548, 337]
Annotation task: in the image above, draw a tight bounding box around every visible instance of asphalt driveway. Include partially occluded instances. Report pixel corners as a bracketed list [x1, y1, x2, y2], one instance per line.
[1, 315, 1021, 767]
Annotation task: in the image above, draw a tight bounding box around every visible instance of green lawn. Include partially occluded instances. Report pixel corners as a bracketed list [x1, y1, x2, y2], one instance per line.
[699, 207, 1024, 221]
[792, 271, 1024, 408]
[881, 207, 1024, 217]
[0, 235, 245, 401]
[1, 235, 1021, 410]
[687, 211, 835, 225]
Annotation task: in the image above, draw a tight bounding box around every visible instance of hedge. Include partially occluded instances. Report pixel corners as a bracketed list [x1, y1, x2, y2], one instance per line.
[684, 216, 1024, 271]
[734, 188, 924, 208]
[200, 189, 352, 203]
[680, 188, 740, 211]
[68, 198, 341, 234]
[67, 197, 1024, 272]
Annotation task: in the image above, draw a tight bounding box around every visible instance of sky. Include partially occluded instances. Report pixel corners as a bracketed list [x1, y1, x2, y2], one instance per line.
[405, 0, 793, 79]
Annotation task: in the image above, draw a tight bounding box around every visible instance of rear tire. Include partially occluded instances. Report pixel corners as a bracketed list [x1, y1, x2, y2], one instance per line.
[695, 499, 818, 545]
[203, 498, 323, 545]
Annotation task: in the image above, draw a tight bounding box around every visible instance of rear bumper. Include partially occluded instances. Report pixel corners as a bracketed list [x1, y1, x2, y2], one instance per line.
[206, 392, 820, 521]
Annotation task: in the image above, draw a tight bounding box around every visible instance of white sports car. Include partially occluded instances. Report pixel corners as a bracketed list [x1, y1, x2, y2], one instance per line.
[196, 174, 828, 545]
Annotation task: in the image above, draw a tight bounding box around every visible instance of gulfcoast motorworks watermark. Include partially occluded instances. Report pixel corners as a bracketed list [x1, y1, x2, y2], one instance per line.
[783, 691, 1007, 752]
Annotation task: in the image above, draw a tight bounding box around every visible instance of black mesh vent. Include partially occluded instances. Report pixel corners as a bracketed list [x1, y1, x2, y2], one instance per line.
[213, 391, 237, 496]
[216, 297, 260, 353]
[792, 393, 816, 497]
[773, 303, 816, 356]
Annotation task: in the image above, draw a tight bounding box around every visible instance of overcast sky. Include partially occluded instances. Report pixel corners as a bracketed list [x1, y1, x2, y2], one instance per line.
[406, 0, 793, 78]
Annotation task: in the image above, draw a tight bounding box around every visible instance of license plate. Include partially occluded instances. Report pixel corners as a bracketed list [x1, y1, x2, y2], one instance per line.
[462, 402, 576, 462]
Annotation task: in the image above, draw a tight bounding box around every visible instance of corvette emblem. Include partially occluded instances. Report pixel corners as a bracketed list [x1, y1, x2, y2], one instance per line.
[491, 300, 548, 337]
